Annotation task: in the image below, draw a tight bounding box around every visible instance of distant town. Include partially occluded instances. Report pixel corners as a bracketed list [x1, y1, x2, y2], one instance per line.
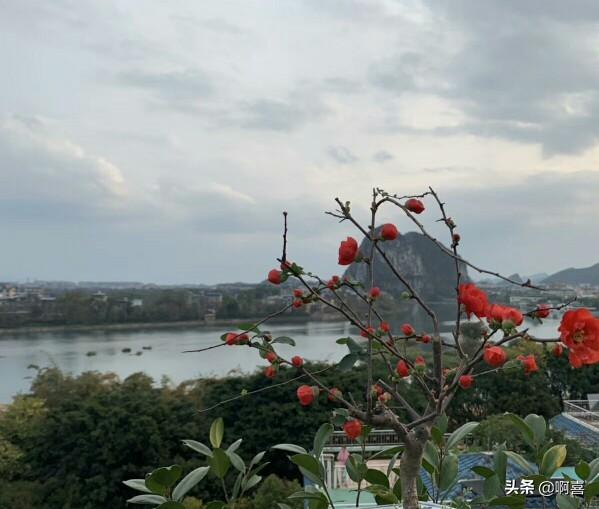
[0, 275, 597, 330]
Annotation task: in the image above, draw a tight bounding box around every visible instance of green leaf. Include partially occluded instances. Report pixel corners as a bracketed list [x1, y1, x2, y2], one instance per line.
[364, 468, 389, 488]
[423, 440, 440, 470]
[172, 466, 210, 502]
[210, 448, 231, 479]
[290, 454, 323, 483]
[439, 452, 459, 491]
[446, 421, 479, 451]
[524, 414, 547, 446]
[243, 474, 262, 491]
[505, 414, 535, 448]
[123, 479, 152, 493]
[494, 445, 508, 487]
[210, 418, 225, 448]
[337, 353, 359, 371]
[367, 484, 398, 504]
[313, 423, 333, 457]
[278, 504, 293, 509]
[369, 445, 403, 461]
[227, 438, 243, 454]
[183, 440, 213, 457]
[430, 426, 444, 447]
[227, 450, 245, 472]
[346, 454, 367, 483]
[157, 503, 185, 509]
[249, 451, 266, 469]
[145, 465, 183, 496]
[272, 336, 296, 346]
[575, 461, 590, 481]
[271, 443, 307, 454]
[556, 494, 580, 509]
[127, 494, 168, 505]
[238, 323, 261, 333]
[436, 414, 449, 434]
[504, 451, 534, 475]
[483, 474, 501, 499]
[585, 480, 599, 499]
[288, 489, 328, 501]
[204, 502, 226, 509]
[588, 458, 599, 481]
[472, 466, 495, 479]
[489, 495, 526, 507]
[540, 445, 567, 478]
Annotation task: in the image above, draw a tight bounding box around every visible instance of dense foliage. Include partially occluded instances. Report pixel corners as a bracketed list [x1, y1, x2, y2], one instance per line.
[2, 348, 599, 507]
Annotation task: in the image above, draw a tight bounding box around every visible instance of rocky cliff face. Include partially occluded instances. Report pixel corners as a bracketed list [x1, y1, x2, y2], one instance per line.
[343, 229, 469, 301]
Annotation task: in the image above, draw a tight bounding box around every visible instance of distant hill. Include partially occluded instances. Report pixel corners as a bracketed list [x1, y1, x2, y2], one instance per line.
[343, 229, 469, 300]
[544, 263, 599, 286]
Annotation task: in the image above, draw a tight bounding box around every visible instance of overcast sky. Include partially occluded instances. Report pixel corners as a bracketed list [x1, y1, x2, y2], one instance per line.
[2, 0, 599, 284]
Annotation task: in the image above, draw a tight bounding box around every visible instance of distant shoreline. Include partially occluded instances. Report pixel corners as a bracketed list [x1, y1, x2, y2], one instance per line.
[0, 315, 318, 336]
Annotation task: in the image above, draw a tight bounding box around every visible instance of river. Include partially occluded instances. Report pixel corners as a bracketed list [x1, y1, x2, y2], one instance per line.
[0, 317, 564, 403]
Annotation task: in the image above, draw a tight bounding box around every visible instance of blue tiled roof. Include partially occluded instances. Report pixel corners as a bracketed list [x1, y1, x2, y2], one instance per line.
[551, 414, 599, 446]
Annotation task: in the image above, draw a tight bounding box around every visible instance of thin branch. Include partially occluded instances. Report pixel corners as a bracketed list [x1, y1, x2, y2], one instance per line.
[197, 366, 333, 413]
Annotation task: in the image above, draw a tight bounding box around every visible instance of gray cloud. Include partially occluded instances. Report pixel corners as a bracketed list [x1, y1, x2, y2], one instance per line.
[118, 68, 213, 111]
[239, 94, 330, 132]
[0, 116, 126, 223]
[373, 150, 393, 163]
[327, 146, 358, 165]
[369, 0, 599, 155]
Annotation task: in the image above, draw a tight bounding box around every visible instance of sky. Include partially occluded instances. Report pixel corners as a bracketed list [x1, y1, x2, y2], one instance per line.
[2, 0, 599, 284]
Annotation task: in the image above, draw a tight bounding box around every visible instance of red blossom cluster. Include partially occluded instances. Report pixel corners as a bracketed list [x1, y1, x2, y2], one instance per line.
[559, 309, 599, 367]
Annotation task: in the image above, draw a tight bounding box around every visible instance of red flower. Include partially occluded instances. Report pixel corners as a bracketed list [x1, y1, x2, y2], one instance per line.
[379, 321, 391, 333]
[225, 332, 249, 345]
[559, 309, 599, 367]
[268, 269, 282, 285]
[280, 260, 293, 271]
[327, 275, 341, 290]
[369, 287, 381, 299]
[422, 334, 431, 344]
[343, 419, 362, 440]
[293, 289, 303, 298]
[328, 387, 342, 402]
[405, 198, 425, 214]
[264, 365, 276, 378]
[553, 344, 564, 358]
[487, 304, 523, 327]
[503, 307, 524, 326]
[459, 375, 474, 389]
[297, 385, 316, 406]
[292, 300, 303, 309]
[291, 355, 304, 368]
[536, 304, 551, 319]
[517, 354, 539, 375]
[266, 351, 277, 363]
[483, 346, 507, 367]
[396, 360, 410, 378]
[458, 284, 489, 319]
[414, 355, 426, 367]
[361, 326, 376, 338]
[452, 233, 461, 245]
[401, 323, 415, 336]
[381, 223, 399, 241]
[338, 237, 359, 265]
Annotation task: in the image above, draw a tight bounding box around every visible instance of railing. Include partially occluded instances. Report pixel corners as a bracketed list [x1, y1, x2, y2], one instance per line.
[563, 400, 599, 428]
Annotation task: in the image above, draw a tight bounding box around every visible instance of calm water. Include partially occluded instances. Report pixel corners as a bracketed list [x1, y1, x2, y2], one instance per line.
[0, 318, 563, 403]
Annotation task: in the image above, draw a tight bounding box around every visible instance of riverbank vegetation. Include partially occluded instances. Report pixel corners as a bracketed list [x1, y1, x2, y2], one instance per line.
[1, 346, 598, 508]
